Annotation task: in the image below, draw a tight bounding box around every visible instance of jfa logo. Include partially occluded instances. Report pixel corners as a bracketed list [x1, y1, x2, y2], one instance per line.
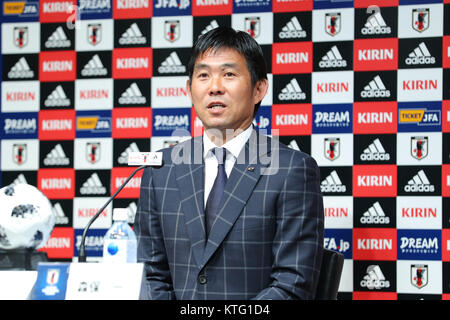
[252, 106, 271, 135]
[324, 229, 352, 259]
[398, 102, 442, 132]
[3, 1, 39, 21]
[76, 111, 112, 138]
[154, 0, 191, 16]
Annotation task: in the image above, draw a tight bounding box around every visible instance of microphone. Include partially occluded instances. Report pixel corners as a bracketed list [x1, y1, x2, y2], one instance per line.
[78, 152, 163, 263]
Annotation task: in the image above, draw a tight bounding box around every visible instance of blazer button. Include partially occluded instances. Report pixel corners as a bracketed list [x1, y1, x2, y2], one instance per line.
[198, 274, 207, 285]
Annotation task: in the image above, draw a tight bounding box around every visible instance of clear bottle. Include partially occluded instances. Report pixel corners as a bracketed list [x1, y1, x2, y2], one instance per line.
[103, 208, 137, 263]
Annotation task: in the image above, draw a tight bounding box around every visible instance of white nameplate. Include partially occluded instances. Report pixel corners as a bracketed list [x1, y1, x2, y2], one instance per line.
[65, 263, 146, 300]
[128, 152, 163, 166]
[0, 271, 37, 300]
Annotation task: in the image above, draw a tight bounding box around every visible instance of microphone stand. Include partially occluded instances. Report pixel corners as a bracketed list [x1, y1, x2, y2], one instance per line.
[78, 165, 147, 263]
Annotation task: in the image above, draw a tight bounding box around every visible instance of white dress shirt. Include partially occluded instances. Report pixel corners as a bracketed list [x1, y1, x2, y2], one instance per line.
[203, 125, 253, 208]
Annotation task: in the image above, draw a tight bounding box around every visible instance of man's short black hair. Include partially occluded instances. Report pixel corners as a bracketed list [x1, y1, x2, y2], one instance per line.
[187, 26, 268, 115]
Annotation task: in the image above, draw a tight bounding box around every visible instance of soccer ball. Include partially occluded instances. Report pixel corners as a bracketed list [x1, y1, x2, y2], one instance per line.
[0, 183, 55, 250]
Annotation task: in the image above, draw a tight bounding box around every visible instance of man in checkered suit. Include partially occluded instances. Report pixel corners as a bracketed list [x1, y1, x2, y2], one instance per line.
[135, 27, 324, 300]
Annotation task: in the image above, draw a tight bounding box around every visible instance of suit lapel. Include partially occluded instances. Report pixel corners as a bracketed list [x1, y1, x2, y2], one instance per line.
[174, 137, 206, 268]
[202, 130, 272, 266]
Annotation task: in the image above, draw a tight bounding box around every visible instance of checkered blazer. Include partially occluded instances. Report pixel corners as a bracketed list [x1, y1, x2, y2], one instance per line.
[135, 130, 324, 300]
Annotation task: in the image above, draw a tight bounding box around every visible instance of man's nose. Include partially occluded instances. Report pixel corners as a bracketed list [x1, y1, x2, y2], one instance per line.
[209, 76, 224, 95]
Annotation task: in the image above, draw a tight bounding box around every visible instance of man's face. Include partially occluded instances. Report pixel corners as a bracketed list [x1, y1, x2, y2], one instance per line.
[187, 48, 267, 135]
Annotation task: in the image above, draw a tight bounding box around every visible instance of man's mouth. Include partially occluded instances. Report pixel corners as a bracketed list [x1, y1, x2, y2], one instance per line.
[207, 102, 226, 109]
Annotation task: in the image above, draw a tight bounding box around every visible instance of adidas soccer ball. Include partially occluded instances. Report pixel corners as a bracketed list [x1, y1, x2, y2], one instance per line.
[0, 183, 55, 250]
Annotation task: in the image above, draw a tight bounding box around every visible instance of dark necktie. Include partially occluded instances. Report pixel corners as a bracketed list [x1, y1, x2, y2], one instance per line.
[205, 147, 227, 237]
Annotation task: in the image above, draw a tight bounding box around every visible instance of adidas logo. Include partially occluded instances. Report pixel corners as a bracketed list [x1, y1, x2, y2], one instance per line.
[321, 170, 346, 193]
[8, 57, 34, 79]
[44, 143, 70, 166]
[278, 78, 306, 101]
[360, 138, 390, 161]
[200, 20, 219, 37]
[52, 202, 69, 224]
[319, 45, 347, 68]
[44, 85, 71, 107]
[119, 82, 146, 105]
[158, 51, 186, 74]
[125, 201, 137, 223]
[119, 22, 147, 45]
[360, 201, 390, 224]
[405, 42, 436, 65]
[404, 170, 435, 193]
[45, 26, 71, 48]
[12, 173, 28, 185]
[80, 172, 106, 195]
[81, 54, 107, 77]
[361, 11, 391, 35]
[287, 139, 301, 151]
[360, 265, 390, 290]
[118, 142, 141, 164]
[278, 16, 306, 39]
[360, 75, 391, 98]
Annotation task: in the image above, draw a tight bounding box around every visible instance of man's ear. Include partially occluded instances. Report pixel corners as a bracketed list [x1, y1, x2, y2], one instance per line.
[253, 78, 269, 106]
[186, 78, 192, 101]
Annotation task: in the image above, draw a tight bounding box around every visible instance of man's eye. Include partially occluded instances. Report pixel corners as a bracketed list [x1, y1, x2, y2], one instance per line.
[224, 72, 235, 77]
[198, 73, 208, 78]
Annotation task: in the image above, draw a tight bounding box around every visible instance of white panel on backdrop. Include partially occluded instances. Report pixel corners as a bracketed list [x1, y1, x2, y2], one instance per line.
[75, 79, 113, 110]
[1, 22, 40, 54]
[397, 196, 442, 230]
[312, 8, 354, 42]
[323, 196, 353, 229]
[2, 81, 40, 112]
[397, 260, 442, 294]
[1, 139, 39, 171]
[152, 16, 193, 49]
[261, 73, 272, 106]
[312, 71, 353, 104]
[151, 76, 191, 108]
[338, 260, 353, 293]
[75, 19, 114, 51]
[397, 68, 442, 102]
[397, 132, 442, 166]
[74, 138, 113, 170]
[398, 4, 443, 39]
[231, 12, 274, 45]
[312, 133, 353, 166]
[73, 197, 112, 229]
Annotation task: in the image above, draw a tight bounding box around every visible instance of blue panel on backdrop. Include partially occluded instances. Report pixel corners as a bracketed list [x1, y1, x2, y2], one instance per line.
[314, 0, 354, 9]
[153, 0, 192, 16]
[78, 0, 113, 19]
[1, 1, 39, 22]
[152, 108, 191, 136]
[74, 228, 107, 257]
[0, 112, 38, 139]
[233, 0, 272, 13]
[325, 228, 352, 259]
[398, 101, 442, 132]
[398, 229, 441, 261]
[313, 104, 353, 134]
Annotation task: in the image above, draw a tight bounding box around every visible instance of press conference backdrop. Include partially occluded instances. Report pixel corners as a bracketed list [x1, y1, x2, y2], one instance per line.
[0, 0, 449, 300]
